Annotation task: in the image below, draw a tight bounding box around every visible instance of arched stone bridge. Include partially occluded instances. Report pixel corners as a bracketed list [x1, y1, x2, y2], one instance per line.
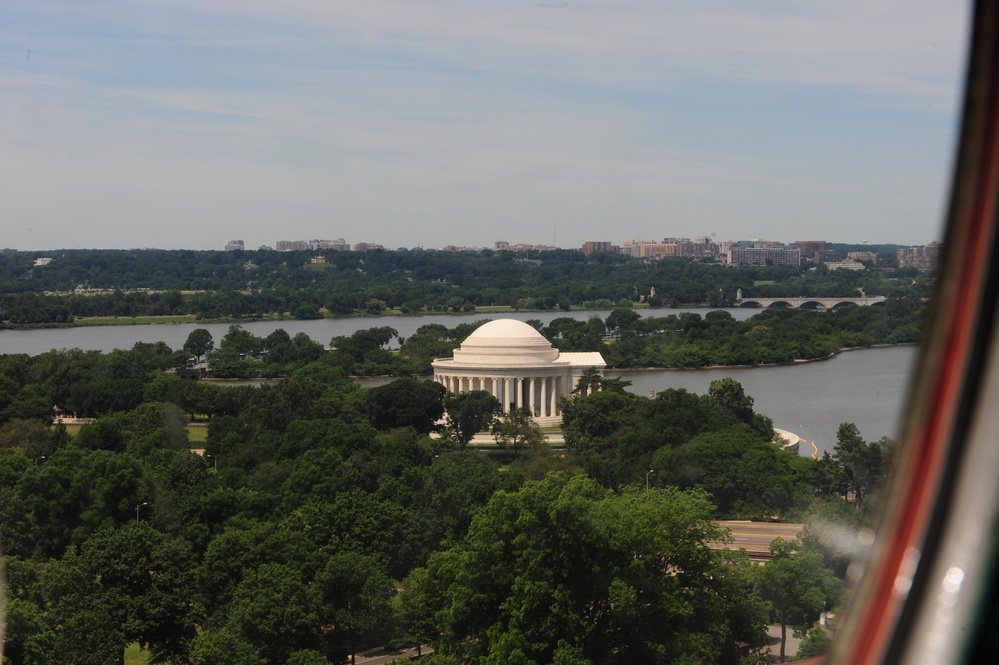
[736, 296, 887, 309]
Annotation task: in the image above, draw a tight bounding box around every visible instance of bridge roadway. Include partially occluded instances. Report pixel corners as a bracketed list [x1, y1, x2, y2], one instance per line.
[737, 295, 886, 309]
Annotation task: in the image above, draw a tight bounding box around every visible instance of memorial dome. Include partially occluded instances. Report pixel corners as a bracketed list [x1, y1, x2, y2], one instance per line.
[450, 319, 560, 366]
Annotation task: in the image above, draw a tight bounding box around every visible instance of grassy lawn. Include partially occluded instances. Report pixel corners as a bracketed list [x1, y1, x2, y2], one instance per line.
[753, 280, 777, 286]
[187, 423, 208, 443]
[124, 643, 150, 665]
[74, 315, 199, 326]
[474, 305, 517, 313]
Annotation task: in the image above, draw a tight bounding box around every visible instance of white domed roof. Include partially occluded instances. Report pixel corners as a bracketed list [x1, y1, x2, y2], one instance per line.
[449, 319, 561, 366]
[465, 319, 547, 343]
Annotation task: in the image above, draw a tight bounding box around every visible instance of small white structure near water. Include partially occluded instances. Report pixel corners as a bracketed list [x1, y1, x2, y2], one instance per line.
[432, 319, 606, 426]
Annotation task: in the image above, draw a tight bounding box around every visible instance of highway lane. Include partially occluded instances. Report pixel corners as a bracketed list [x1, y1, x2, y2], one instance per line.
[713, 521, 805, 559]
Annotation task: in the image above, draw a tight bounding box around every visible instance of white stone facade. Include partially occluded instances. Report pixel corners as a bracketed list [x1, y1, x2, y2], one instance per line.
[432, 319, 606, 426]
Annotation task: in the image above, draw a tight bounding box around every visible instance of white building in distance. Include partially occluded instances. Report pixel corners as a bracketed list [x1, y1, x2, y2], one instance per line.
[432, 319, 606, 426]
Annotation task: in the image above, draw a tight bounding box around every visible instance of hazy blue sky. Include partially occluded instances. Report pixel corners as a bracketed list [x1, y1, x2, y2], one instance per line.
[2, 1, 969, 251]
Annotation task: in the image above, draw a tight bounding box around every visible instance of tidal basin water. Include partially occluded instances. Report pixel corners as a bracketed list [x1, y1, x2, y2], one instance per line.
[608, 344, 918, 457]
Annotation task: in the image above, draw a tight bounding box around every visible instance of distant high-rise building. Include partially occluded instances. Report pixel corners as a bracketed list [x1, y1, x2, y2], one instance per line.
[825, 258, 866, 271]
[224, 240, 245, 251]
[793, 240, 831, 257]
[729, 245, 800, 267]
[308, 238, 350, 251]
[816, 249, 843, 264]
[582, 241, 616, 255]
[793, 240, 844, 263]
[897, 242, 942, 271]
[848, 251, 879, 264]
[636, 242, 678, 258]
[275, 240, 308, 251]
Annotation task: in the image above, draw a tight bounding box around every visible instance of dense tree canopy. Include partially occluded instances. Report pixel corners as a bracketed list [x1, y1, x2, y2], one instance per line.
[413, 473, 768, 665]
[0, 331, 893, 663]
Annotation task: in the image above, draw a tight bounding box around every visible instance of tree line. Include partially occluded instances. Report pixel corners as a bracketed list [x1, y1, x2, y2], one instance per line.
[1, 335, 893, 664]
[176, 296, 924, 382]
[0, 247, 930, 324]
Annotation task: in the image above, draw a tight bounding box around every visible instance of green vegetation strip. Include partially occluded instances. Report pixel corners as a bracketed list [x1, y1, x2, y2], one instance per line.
[74, 315, 199, 326]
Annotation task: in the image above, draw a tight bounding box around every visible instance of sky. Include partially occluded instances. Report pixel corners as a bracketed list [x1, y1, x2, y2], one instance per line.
[1, 1, 970, 251]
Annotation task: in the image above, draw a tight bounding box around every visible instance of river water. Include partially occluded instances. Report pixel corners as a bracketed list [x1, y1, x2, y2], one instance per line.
[0, 308, 761, 356]
[0, 309, 918, 456]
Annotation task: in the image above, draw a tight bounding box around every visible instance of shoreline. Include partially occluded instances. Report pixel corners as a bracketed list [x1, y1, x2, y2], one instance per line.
[607, 342, 918, 373]
[0, 303, 759, 329]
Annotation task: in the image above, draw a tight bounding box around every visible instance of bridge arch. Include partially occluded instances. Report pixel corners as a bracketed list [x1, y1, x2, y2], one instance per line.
[798, 300, 823, 310]
[830, 301, 859, 309]
[766, 300, 792, 309]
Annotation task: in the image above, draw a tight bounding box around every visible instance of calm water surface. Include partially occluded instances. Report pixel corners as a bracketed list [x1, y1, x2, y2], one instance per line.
[0, 308, 760, 356]
[610, 345, 918, 457]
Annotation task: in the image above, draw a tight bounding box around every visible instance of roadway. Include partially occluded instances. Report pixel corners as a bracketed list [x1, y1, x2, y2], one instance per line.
[713, 521, 805, 559]
[354, 646, 432, 664]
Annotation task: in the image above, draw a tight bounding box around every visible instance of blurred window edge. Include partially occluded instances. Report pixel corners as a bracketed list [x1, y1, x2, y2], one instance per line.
[830, 2, 999, 663]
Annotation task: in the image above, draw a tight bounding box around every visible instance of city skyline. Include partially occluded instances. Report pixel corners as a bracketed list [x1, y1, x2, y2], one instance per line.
[2, 1, 968, 251]
[3, 234, 933, 255]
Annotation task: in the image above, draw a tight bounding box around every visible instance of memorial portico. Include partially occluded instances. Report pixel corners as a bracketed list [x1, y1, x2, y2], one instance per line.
[432, 319, 606, 426]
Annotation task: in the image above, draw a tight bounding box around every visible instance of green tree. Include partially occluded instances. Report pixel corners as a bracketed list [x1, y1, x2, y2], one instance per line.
[417, 473, 766, 664]
[755, 538, 842, 663]
[491, 407, 544, 458]
[653, 425, 801, 519]
[605, 307, 640, 332]
[183, 328, 214, 363]
[832, 422, 885, 510]
[396, 567, 438, 657]
[708, 377, 755, 426]
[0, 418, 55, 460]
[287, 650, 331, 665]
[227, 563, 320, 664]
[443, 390, 501, 446]
[795, 623, 832, 660]
[41, 524, 200, 665]
[312, 552, 392, 665]
[368, 377, 446, 434]
[1, 594, 57, 665]
[190, 627, 265, 665]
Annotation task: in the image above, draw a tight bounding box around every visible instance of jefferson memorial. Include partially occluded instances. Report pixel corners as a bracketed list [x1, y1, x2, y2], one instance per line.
[432, 319, 606, 426]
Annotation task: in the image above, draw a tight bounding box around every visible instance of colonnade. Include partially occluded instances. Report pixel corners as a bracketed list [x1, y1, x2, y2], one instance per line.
[436, 373, 577, 418]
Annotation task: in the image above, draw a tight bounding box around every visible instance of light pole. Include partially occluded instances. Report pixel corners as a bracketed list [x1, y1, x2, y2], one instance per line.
[136, 502, 148, 526]
[646, 469, 655, 491]
[206, 453, 217, 471]
[35, 455, 46, 465]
